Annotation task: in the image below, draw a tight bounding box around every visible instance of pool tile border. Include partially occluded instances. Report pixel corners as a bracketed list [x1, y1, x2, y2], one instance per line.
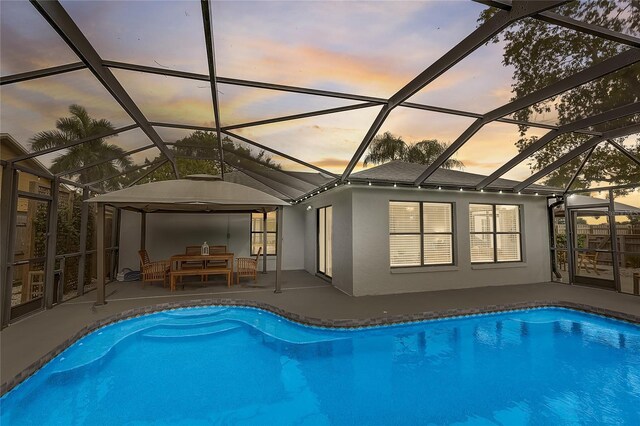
[2, 298, 638, 396]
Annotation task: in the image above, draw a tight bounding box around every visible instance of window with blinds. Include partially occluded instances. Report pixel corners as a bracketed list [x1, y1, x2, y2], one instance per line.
[469, 204, 521, 263]
[251, 212, 276, 255]
[389, 201, 454, 267]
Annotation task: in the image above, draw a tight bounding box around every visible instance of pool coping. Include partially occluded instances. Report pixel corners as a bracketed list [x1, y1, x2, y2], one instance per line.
[2, 298, 639, 396]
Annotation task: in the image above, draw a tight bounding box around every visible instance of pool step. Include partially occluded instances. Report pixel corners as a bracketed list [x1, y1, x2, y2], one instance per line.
[49, 317, 232, 374]
[141, 322, 241, 339]
[47, 310, 348, 376]
[160, 307, 229, 319]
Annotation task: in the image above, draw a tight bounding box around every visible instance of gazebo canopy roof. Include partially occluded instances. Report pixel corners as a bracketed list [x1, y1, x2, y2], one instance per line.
[86, 178, 289, 212]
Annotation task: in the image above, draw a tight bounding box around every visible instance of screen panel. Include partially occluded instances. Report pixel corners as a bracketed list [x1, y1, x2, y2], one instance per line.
[0, 0, 80, 76]
[61, 0, 209, 74]
[111, 69, 215, 127]
[232, 106, 383, 175]
[213, 0, 490, 98]
[1, 69, 136, 171]
[218, 83, 362, 128]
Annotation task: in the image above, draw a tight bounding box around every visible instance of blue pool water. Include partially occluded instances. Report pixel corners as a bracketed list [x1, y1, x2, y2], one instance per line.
[1, 307, 639, 425]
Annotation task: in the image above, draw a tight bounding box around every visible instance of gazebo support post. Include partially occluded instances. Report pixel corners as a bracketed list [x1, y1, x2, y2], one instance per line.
[262, 210, 267, 274]
[77, 188, 90, 296]
[96, 203, 106, 306]
[275, 206, 283, 293]
[140, 211, 147, 254]
[109, 208, 120, 278]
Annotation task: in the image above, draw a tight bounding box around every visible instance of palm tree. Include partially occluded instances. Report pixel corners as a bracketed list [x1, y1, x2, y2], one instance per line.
[362, 132, 407, 166]
[405, 139, 464, 169]
[363, 132, 464, 169]
[31, 104, 132, 189]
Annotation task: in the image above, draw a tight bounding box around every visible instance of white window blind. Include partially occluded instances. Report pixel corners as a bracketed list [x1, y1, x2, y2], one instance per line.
[497, 233, 521, 262]
[423, 203, 452, 233]
[390, 235, 421, 267]
[251, 212, 276, 255]
[496, 205, 520, 232]
[389, 201, 454, 267]
[469, 204, 493, 233]
[423, 203, 453, 265]
[389, 202, 420, 233]
[389, 202, 421, 267]
[469, 204, 521, 263]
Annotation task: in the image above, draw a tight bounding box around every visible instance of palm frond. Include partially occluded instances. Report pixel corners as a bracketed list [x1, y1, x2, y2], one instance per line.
[91, 118, 116, 134]
[56, 117, 84, 139]
[69, 104, 91, 131]
[30, 130, 69, 151]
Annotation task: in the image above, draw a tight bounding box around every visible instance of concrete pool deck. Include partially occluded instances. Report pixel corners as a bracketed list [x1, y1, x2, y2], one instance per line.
[2, 270, 639, 393]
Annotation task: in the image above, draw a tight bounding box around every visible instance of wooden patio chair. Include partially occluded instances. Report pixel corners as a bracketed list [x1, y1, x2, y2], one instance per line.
[184, 245, 206, 281]
[138, 250, 170, 288]
[556, 250, 567, 271]
[208, 245, 228, 268]
[237, 247, 261, 284]
[578, 251, 600, 275]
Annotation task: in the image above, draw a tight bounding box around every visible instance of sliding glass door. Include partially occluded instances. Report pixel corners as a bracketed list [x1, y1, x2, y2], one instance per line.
[318, 206, 333, 278]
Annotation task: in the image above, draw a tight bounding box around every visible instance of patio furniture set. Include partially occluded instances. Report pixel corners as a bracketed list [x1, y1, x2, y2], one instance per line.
[556, 250, 600, 274]
[137, 246, 261, 291]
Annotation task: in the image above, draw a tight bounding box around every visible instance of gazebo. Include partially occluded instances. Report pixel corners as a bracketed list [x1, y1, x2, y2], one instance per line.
[86, 176, 289, 305]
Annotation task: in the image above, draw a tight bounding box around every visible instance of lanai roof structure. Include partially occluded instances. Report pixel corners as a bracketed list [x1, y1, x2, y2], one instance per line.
[0, 0, 637, 201]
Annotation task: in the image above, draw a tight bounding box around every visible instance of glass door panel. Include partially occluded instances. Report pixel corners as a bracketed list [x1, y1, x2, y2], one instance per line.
[326, 206, 333, 278]
[552, 209, 569, 283]
[614, 214, 640, 295]
[317, 206, 332, 278]
[318, 208, 326, 274]
[571, 209, 615, 289]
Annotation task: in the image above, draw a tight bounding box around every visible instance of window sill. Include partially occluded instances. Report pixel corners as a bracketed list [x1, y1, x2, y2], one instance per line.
[391, 265, 459, 274]
[471, 262, 527, 270]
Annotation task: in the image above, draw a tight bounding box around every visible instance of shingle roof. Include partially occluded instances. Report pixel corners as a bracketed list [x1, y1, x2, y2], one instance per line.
[351, 161, 558, 192]
[222, 160, 559, 201]
[225, 170, 304, 200]
[224, 168, 335, 201]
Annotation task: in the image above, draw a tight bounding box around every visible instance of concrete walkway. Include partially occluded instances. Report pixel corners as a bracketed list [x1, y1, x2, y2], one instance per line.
[2, 270, 639, 387]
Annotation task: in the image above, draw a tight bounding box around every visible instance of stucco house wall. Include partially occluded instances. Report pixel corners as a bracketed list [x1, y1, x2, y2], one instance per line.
[301, 187, 353, 295]
[349, 186, 551, 296]
[298, 185, 551, 296]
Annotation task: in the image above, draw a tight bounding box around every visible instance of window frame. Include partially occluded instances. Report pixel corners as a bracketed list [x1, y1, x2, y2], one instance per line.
[250, 211, 277, 256]
[469, 203, 523, 264]
[389, 200, 455, 268]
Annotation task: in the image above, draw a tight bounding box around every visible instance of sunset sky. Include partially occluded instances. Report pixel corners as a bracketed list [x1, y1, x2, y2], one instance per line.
[0, 0, 637, 203]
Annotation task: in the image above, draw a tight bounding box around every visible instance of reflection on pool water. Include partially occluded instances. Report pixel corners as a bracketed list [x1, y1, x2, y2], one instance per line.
[1, 307, 639, 425]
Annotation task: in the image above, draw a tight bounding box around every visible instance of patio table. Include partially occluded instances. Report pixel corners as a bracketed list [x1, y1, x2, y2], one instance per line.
[169, 253, 235, 290]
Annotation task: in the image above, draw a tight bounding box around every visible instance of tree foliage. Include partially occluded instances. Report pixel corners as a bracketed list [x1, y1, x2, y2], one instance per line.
[363, 132, 464, 169]
[30, 105, 132, 191]
[33, 191, 95, 293]
[127, 131, 281, 184]
[479, 0, 640, 189]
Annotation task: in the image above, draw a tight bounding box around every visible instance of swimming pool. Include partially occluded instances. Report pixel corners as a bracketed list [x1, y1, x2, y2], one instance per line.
[1, 306, 639, 425]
